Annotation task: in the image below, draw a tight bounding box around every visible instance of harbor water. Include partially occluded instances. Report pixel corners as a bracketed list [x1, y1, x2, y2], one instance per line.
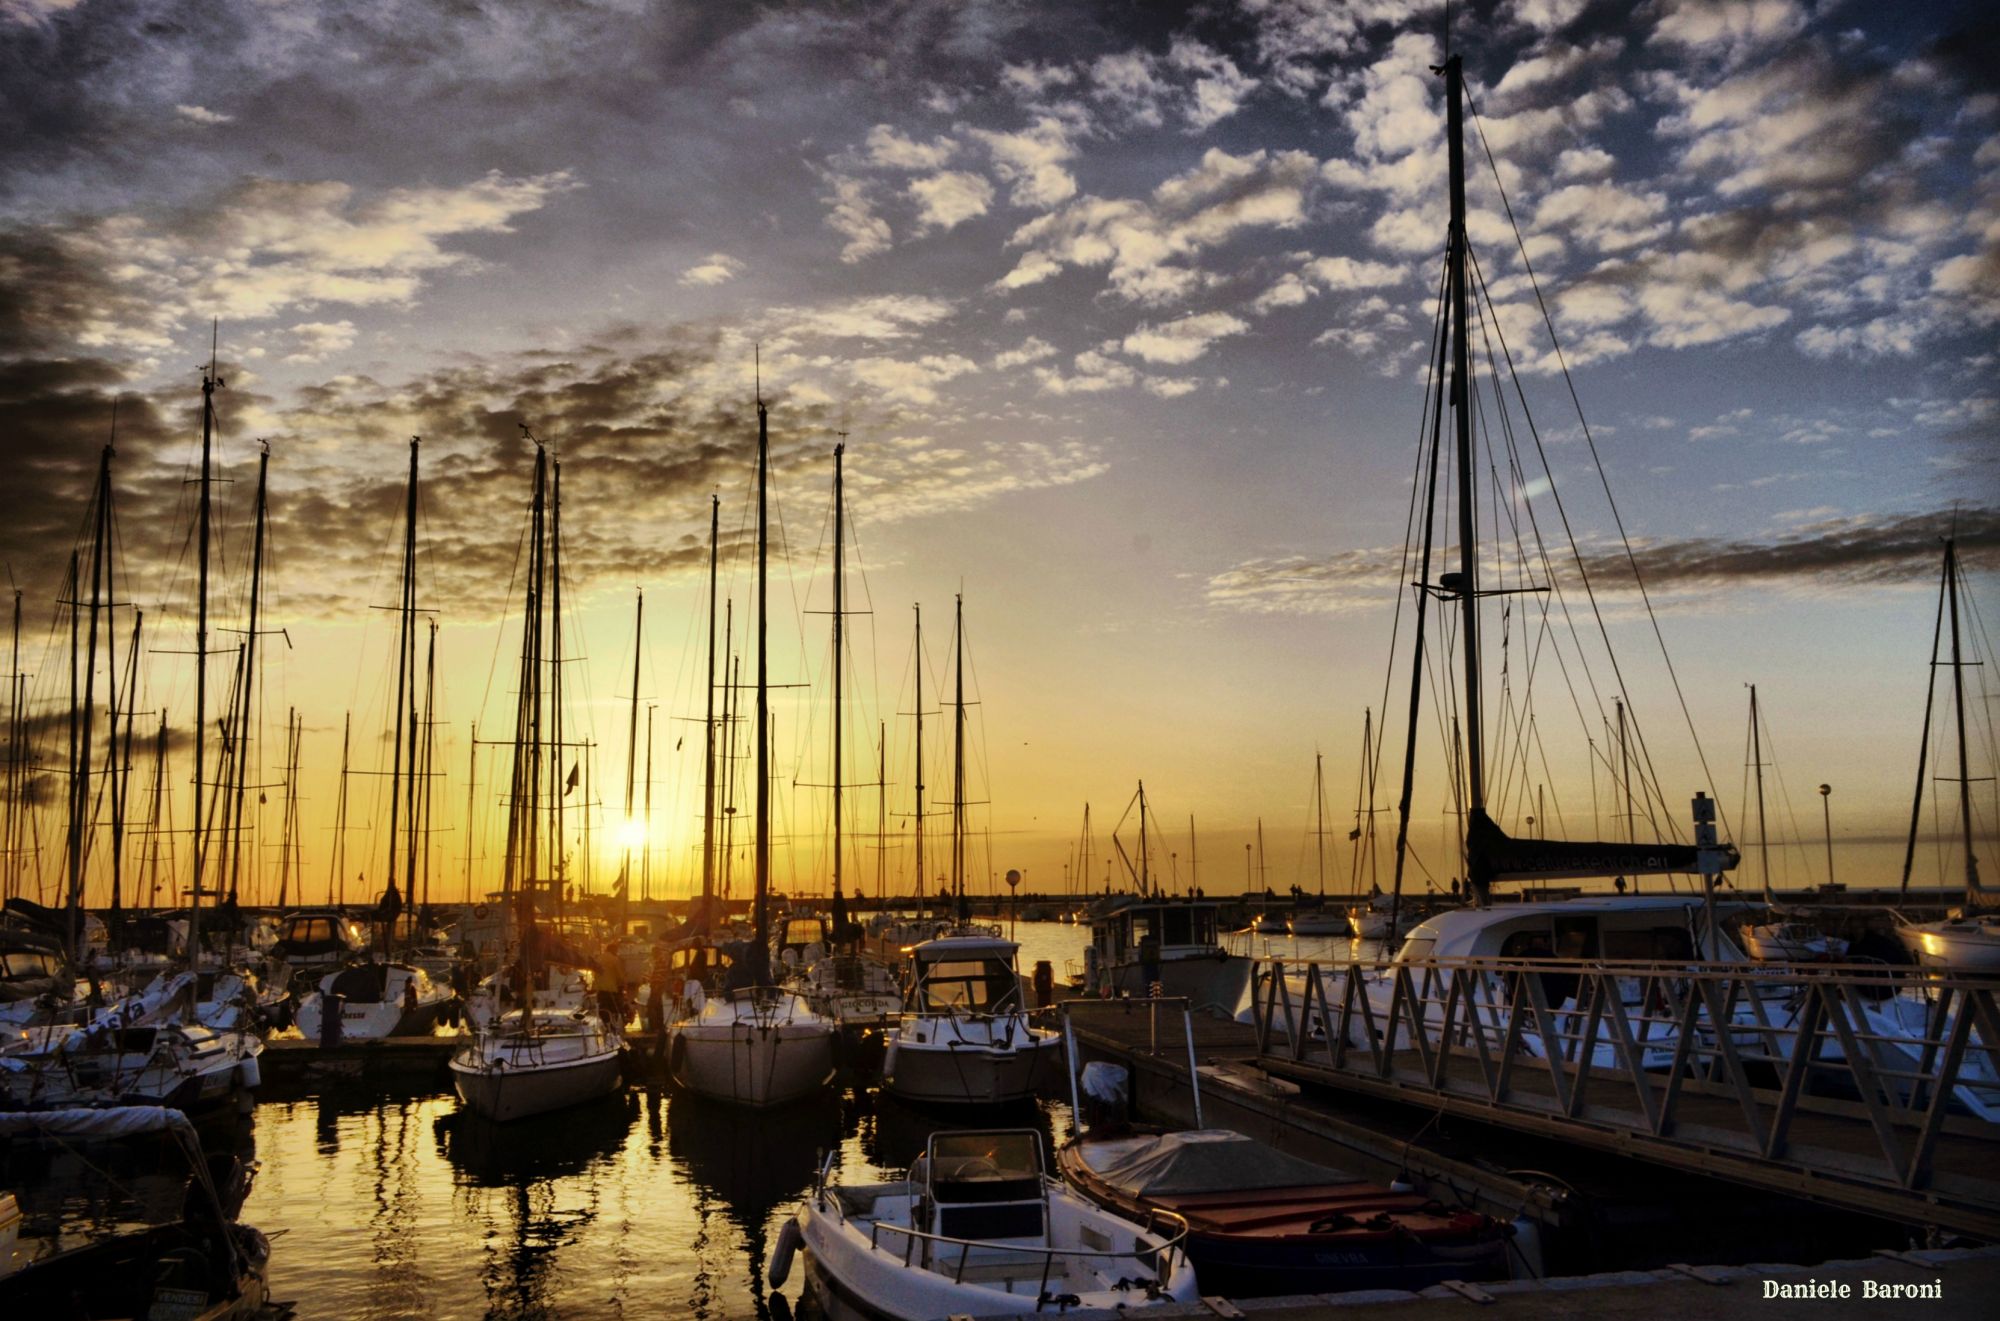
[241, 919, 1358, 1319]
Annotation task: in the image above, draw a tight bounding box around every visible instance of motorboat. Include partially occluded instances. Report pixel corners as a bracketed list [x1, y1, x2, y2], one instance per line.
[293, 961, 454, 1043]
[1058, 1128, 1511, 1296]
[1740, 918, 1849, 962]
[1286, 909, 1351, 937]
[0, 1014, 262, 1114]
[777, 1128, 1197, 1319]
[668, 979, 836, 1109]
[883, 933, 1061, 1106]
[450, 1005, 625, 1122]
[269, 908, 369, 976]
[1074, 895, 1251, 1014]
[0, 1106, 271, 1319]
[1250, 911, 1290, 935]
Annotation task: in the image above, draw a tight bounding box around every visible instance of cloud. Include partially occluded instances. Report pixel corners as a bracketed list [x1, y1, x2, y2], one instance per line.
[822, 173, 893, 263]
[1001, 62, 1075, 99]
[174, 104, 232, 125]
[679, 253, 745, 287]
[992, 336, 1057, 370]
[999, 147, 1316, 304]
[909, 170, 995, 233]
[767, 294, 955, 341]
[970, 115, 1080, 209]
[1090, 50, 1170, 127]
[284, 319, 356, 363]
[1121, 312, 1248, 365]
[848, 353, 978, 406]
[1649, 0, 1808, 64]
[1168, 37, 1259, 131]
[1205, 507, 2000, 615]
[864, 124, 957, 171]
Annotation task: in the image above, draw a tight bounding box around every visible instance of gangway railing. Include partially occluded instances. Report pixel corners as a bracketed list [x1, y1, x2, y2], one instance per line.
[1251, 956, 2000, 1238]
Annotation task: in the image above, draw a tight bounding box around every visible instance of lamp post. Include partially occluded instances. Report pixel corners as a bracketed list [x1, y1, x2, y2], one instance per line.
[1818, 783, 1835, 890]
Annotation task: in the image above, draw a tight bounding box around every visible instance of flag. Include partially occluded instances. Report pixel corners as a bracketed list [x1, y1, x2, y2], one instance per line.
[565, 762, 579, 795]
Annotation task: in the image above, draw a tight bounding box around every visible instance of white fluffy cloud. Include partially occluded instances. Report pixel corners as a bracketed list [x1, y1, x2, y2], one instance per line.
[1122, 312, 1249, 365]
[679, 252, 745, 286]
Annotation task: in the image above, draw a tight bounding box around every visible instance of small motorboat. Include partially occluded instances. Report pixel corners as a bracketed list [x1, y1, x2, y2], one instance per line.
[0, 1106, 271, 1319]
[1740, 919, 1848, 962]
[450, 1005, 625, 1122]
[1057, 1128, 1511, 1297]
[882, 932, 1061, 1106]
[1896, 909, 2000, 972]
[1287, 909, 1351, 937]
[294, 960, 454, 1043]
[779, 1128, 1197, 1319]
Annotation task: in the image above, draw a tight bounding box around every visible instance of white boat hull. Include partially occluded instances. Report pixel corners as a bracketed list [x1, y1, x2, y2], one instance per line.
[450, 1035, 623, 1122]
[883, 1027, 1061, 1106]
[671, 1017, 835, 1108]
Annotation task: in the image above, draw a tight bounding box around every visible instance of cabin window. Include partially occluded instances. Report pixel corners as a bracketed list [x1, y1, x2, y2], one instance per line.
[1, 952, 58, 978]
[1162, 907, 1194, 947]
[782, 919, 823, 948]
[1130, 911, 1158, 945]
[1553, 917, 1598, 960]
[1192, 909, 1217, 944]
[292, 917, 334, 943]
[1399, 938, 1436, 964]
[1600, 927, 1695, 961]
[1499, 928, 1555, 959]
[917, 957, 1020, 1012]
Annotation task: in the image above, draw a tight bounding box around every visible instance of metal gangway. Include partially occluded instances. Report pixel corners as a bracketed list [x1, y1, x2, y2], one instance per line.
[1251, 956, 2000, 1239]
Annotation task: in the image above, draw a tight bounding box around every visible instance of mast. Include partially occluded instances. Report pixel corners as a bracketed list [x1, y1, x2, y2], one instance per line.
[146, 710, 167, 909]
[1314, 751, 1326, 900]
[914, 604, 925, 905]
[1444, 55, 1489, 903]
[951, 593, 964, 906]
[277, 708, 300, 909]
[643, 705, 654, 901]
[551, 458, 567, 911]
[418, 618, 437, 932]
[224, 443, 270, 905]
[1188, 812, 1196, 896]
[1898, 549, 1950, 898]
[1945, 539, 1982, 903]
[189, 347, 221, 976]
[877, 721, 887, 901]
[110, 609, 141, 918]
[623, 588, 642, 904]
[1751, 685, 1771, 909]
[832, 442, 846, 919]
[385, 438, 418, 932]
[751, 390, 771, 984]
[1137, 780, 1149, 896]
[463, 723, 478, 906]
[702, 495, 719, 920]
[720, 608, 736, 901]
[4, 591, 19, 903]
[328, 712, 350, 907]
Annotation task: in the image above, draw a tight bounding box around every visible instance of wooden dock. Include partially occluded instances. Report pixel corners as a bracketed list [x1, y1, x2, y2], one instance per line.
[261, 1034, 460, 1083]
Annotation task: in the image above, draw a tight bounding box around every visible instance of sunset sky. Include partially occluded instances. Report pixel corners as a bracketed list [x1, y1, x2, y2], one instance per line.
[2, 0, 1994, 912]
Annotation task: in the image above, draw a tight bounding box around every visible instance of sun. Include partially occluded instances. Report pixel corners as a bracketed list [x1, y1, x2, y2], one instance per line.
[613, 821, 648, 852]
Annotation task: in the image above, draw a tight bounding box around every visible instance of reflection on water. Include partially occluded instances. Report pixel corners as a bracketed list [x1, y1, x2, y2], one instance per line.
[235, 922, 1092, 1318]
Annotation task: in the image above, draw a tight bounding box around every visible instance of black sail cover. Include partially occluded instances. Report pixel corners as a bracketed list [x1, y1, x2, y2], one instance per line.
[1467, 810, 1738, 888]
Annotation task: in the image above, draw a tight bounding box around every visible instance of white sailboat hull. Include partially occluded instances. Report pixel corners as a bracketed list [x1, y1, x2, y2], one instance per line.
[883, 1021, 1061, 1106]
[669, 989, 836, 1108]
[450, 1025, 624, 1122]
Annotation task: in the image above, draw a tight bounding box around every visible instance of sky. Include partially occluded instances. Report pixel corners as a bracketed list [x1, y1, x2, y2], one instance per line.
[1, 0, 1995, 913]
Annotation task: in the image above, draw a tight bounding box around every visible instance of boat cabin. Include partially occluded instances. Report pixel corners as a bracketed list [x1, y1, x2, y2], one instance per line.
[272, 910, 367, 964]
[1087, 897, 1225, 971]
[1395, 894, 1746, 965]
[777, 915, 830, 968]
[917, 1130, 1048, 1245]
[903, 936, 1026, 1015]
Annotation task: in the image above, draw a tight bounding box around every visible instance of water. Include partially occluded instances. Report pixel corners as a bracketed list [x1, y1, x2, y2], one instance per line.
[242, 922, 1090, 1320]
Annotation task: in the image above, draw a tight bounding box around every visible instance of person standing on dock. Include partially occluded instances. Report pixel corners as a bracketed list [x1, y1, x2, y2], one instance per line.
[597, 941, 627, 1029]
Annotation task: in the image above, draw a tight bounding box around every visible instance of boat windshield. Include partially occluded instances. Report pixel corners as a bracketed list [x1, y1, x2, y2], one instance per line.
[912, 957, 1019, 1013]
[927, 1131, 1042, 1189]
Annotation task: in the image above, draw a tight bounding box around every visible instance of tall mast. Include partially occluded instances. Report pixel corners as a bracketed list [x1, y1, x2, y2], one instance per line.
[751, 390, 771, 982]
[550, 458, 565, 911]
[328, 712, 350, 907]
[418, 618, 437, 931]
[110, 609, 141, 917]
[1314, 751, 1326, 899]
[1188, 813, 1196, 896]
[702, 495, 719, 918]
[1137, 780, 1149, 896]
[642, 705, 654, 901]
[832, 442, 846, 915]
[463, 723, 478, 906]
[914, 604, 925, 904]
[1945, 539, 1982, 902]
[189, 345, 222, 974]
[1444, 55, 1490, 901]
[951, 593, 964, 904]
[1751, 685, 1770, 908]
[71, 449, 111, 950]
[1898, 550, 1950, 898]
[877, 721, 887, 900]
[623, 588, 643, 903]
[146, 710, 167, 909]
[4, 591, 19, 902]
[720, 607, 735, 901]
[277, 708, 300, 908]
[386, 438, 419, 923]
[225, 443, 270, 904]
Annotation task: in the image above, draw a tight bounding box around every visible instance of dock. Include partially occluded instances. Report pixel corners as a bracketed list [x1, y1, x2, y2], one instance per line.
[261, 1034, 460, 1083]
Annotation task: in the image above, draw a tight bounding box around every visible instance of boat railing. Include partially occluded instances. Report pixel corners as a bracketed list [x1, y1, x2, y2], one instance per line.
[1249, 953, 2000, 1228]
[837, 1179, 1190, 1302]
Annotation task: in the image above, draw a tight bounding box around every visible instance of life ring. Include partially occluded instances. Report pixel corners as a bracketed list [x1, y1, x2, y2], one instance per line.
[767, 1217, 804, 1287]
[473, 904, 488, 919]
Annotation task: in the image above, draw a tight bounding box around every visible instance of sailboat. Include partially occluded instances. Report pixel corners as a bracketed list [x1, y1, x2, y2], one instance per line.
[1736, 686, 1847, 962]
[1297, 54, 1741, 1067]
[883, 595, 1062, 1106]
[1288, 753, 1350, 936]
[668, 387, 837, 1109]
[296, 439, 454, 1043]
[1893, 537, 2000, 971]
[451, 441, 625, 1121]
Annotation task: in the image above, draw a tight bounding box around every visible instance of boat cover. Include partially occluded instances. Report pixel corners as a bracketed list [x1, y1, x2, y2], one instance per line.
[0, 1105, 197, 1141]
[1080, 1130, 1358, 1196]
